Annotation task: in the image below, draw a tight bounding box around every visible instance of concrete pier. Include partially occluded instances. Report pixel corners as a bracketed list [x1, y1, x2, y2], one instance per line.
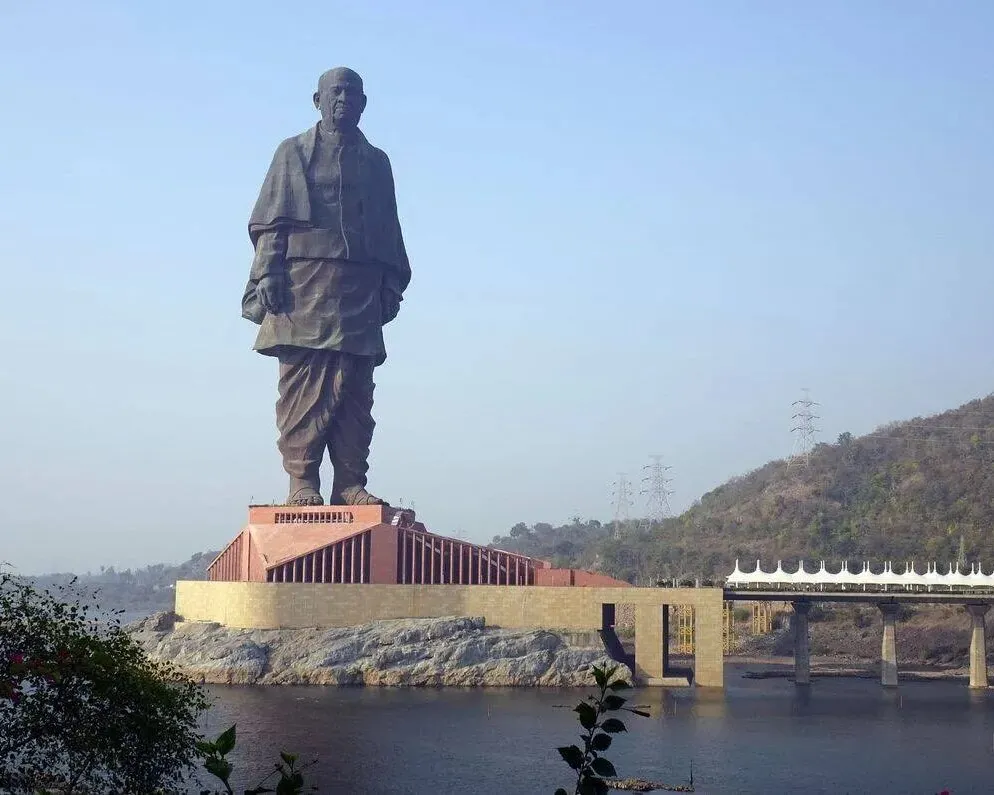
[879, 602, 899, 687]
[791, 601, 811, 686]
[965, 603, 990, 689]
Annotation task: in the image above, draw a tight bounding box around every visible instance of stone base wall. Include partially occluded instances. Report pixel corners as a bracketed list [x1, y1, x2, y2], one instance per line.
[174, 582, 725, 687]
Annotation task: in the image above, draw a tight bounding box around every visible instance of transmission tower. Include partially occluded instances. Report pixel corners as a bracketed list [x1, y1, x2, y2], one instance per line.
[611, 472, 633, 538]
[641, 455, 674, 523]
[788, 388, 820, 468]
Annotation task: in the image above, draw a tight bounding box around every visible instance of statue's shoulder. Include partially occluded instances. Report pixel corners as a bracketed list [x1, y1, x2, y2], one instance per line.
[270, 126, 318, 162]
[357, 132, 392, 168]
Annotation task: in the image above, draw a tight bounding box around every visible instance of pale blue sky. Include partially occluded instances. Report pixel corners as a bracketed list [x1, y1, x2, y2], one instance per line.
[1, 1, 992, 574]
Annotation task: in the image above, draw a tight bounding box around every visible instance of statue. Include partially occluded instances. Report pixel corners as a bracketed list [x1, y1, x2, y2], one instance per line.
[241, 67, 411, 507]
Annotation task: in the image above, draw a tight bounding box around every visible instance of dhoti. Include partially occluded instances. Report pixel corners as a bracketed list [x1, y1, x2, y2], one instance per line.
[275, 347, 376, 502]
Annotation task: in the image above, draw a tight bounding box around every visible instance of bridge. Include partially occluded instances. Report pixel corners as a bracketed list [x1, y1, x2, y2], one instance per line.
[723, 560, 994, 689]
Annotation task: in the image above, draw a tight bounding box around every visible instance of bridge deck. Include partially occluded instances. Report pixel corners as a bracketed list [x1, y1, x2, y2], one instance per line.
[725, 588, 994, 604]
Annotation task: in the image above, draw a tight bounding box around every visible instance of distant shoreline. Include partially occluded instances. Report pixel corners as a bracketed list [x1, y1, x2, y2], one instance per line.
[724, 655, 973, 682]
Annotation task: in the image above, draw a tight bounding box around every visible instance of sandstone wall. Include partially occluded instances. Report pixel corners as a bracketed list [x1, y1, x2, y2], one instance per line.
[174, 582, 724, 686]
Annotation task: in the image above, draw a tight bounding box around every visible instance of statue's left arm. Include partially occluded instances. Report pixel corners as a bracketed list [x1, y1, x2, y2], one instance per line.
[379, 152, 411, 323]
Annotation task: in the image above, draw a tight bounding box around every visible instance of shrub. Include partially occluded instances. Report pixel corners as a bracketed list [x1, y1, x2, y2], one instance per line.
[553, 664, 649, 795]
[0, 569, 209, 793]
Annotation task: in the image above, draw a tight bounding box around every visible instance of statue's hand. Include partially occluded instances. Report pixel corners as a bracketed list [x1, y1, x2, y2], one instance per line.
[258, 274, 286, 315]
[382, 290, 401, 324]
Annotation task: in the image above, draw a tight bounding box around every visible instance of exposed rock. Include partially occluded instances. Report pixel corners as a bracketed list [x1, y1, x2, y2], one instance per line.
[126, 610, 178, 633]
[130, 614, 631, 687]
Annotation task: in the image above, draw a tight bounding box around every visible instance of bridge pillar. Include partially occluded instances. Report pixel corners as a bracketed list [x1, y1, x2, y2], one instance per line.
[661, 603, 670, 675]
[791, 601, 812, 686]
[634, 605, 666, 682]
[879, 602, 899, 687]
[694, 600, 724, 687]
[965, 604, 990, 689]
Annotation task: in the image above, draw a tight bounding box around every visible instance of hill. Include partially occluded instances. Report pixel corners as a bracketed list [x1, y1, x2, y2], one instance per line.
[491, 393, 994, 582]
[24, 550, 218, 621]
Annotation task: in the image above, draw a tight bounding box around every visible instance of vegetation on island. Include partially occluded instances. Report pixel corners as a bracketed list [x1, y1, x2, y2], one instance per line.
[493, 394, 994, 582]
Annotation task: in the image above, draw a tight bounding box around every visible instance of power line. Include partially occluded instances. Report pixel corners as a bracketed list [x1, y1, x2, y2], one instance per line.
[641, 455, 674, 523]
[611, 472, 633, 538]
[788, 388, 820, 468]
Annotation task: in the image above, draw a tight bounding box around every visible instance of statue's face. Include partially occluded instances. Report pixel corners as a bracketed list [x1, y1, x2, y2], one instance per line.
[313, 70, 366, 131]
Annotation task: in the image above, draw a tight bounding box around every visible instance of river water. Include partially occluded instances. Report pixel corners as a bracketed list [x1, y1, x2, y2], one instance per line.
[197, 663, 994, 794]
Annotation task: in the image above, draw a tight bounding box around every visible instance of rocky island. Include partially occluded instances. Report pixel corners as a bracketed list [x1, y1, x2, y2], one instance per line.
[129, 613, 630, 687]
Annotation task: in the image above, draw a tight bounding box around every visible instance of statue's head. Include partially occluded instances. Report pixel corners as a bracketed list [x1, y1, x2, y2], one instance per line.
[314, 67, 367, 131]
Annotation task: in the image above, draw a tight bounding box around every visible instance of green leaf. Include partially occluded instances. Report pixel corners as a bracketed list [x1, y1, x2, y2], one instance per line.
[276, 776, 303, 795]
[592, 666, 607, 689]
[579, 777, 610, 795]
[607, 680, 630, 691]
[554, 790, 569, 795]
[279, 750, 298, 766]
[600, 718, 627, 733]
[204, 756, 233, 783]
[557, 744, 585, 770]
[215, 724, 237, 756]
[590, 757, 617, 778]
[575, 702, 598, 729]
[590, 732, 612, 751]
[602, 695, 626, 711]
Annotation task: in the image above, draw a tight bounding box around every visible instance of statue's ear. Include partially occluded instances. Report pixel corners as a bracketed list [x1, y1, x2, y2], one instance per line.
[312, 91, 321, 110]
[359, 94, 368, 114]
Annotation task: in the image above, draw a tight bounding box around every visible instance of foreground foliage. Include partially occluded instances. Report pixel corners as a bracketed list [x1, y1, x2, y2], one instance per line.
[0, 568, 209, 793]
[198, 724, 316, 794]
[554, 664, 650, 795]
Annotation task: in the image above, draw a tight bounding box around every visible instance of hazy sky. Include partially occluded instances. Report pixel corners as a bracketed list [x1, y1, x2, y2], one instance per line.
[1, 1, 992, 574]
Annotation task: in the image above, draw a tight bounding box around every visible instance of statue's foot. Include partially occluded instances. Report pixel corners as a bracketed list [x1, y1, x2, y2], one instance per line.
[289, 493, 324, 505]
[332, 485, 388, 506]
[287, 480, 324, 506]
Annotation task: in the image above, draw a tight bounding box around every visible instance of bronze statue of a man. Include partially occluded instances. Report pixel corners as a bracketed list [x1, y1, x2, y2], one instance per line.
[242, 67, 411, 507]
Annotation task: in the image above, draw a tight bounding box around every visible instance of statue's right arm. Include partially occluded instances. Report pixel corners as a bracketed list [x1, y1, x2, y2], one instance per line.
[251, 229, 287, 279]
[252, 228, 288, 314]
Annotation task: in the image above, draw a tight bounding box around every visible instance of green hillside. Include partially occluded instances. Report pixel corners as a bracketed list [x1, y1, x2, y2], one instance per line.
[491, 393, 994, 583]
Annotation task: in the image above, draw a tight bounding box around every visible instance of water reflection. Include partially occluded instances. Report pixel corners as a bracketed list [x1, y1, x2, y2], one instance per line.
[197, 666, 994, 794]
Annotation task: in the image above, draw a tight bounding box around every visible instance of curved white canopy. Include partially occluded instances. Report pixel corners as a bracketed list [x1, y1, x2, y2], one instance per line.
[725, 560, 994, 590]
